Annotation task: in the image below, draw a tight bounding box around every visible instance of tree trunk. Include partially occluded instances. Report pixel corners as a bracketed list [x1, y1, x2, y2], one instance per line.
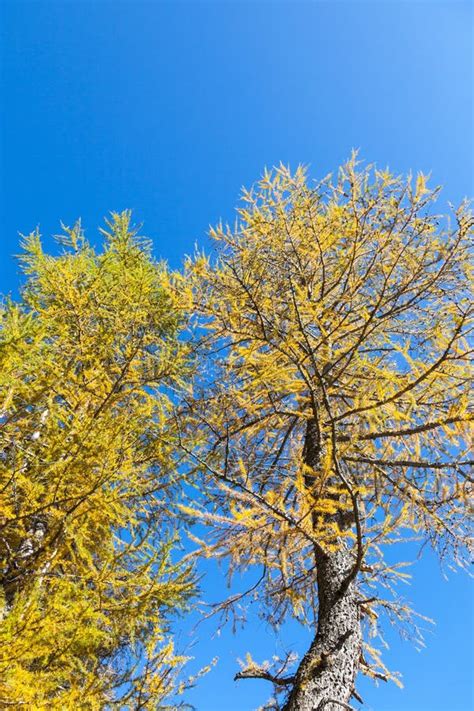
[283, 419, 362, 711]
[283, 546, 361, 711]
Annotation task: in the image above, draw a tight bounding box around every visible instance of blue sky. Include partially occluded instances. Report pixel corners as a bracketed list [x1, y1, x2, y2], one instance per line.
[1, 1, 472, 710]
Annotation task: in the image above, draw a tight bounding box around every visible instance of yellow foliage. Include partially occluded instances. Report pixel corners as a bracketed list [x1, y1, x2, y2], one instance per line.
[184, 158, 473, 670]
[0, 214, 195, 708]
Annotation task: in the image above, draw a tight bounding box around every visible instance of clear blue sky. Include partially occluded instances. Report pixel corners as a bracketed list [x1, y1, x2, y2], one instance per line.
[1, 2, 472, 710]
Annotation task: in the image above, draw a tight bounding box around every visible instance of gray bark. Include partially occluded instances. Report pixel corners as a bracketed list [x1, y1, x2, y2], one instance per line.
[282, 546, 361, 711]
[282, 418, 362, 711]
[2, 514, 48, 610]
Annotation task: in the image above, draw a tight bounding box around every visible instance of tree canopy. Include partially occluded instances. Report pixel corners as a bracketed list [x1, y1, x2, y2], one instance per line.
[1, 160, 472, 711]
[183, 158, 473, 710]
[0, 213, 195, 709]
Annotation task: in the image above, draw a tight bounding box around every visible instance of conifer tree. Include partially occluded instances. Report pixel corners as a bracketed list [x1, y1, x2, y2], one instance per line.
[0, 213, 195, 709]
[184, 158, 473, 710]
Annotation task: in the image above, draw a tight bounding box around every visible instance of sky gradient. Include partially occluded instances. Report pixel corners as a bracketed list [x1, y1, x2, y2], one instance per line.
[1, 2, 473, 710]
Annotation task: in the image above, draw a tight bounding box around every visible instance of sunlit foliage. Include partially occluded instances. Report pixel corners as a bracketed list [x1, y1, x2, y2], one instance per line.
[0, 213, 195, 709]
[184, 157, 473, 702]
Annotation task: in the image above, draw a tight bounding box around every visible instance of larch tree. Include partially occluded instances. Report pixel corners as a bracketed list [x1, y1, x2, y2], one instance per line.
[0, 213, 196, 709]
[183, 158, 473, 710]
